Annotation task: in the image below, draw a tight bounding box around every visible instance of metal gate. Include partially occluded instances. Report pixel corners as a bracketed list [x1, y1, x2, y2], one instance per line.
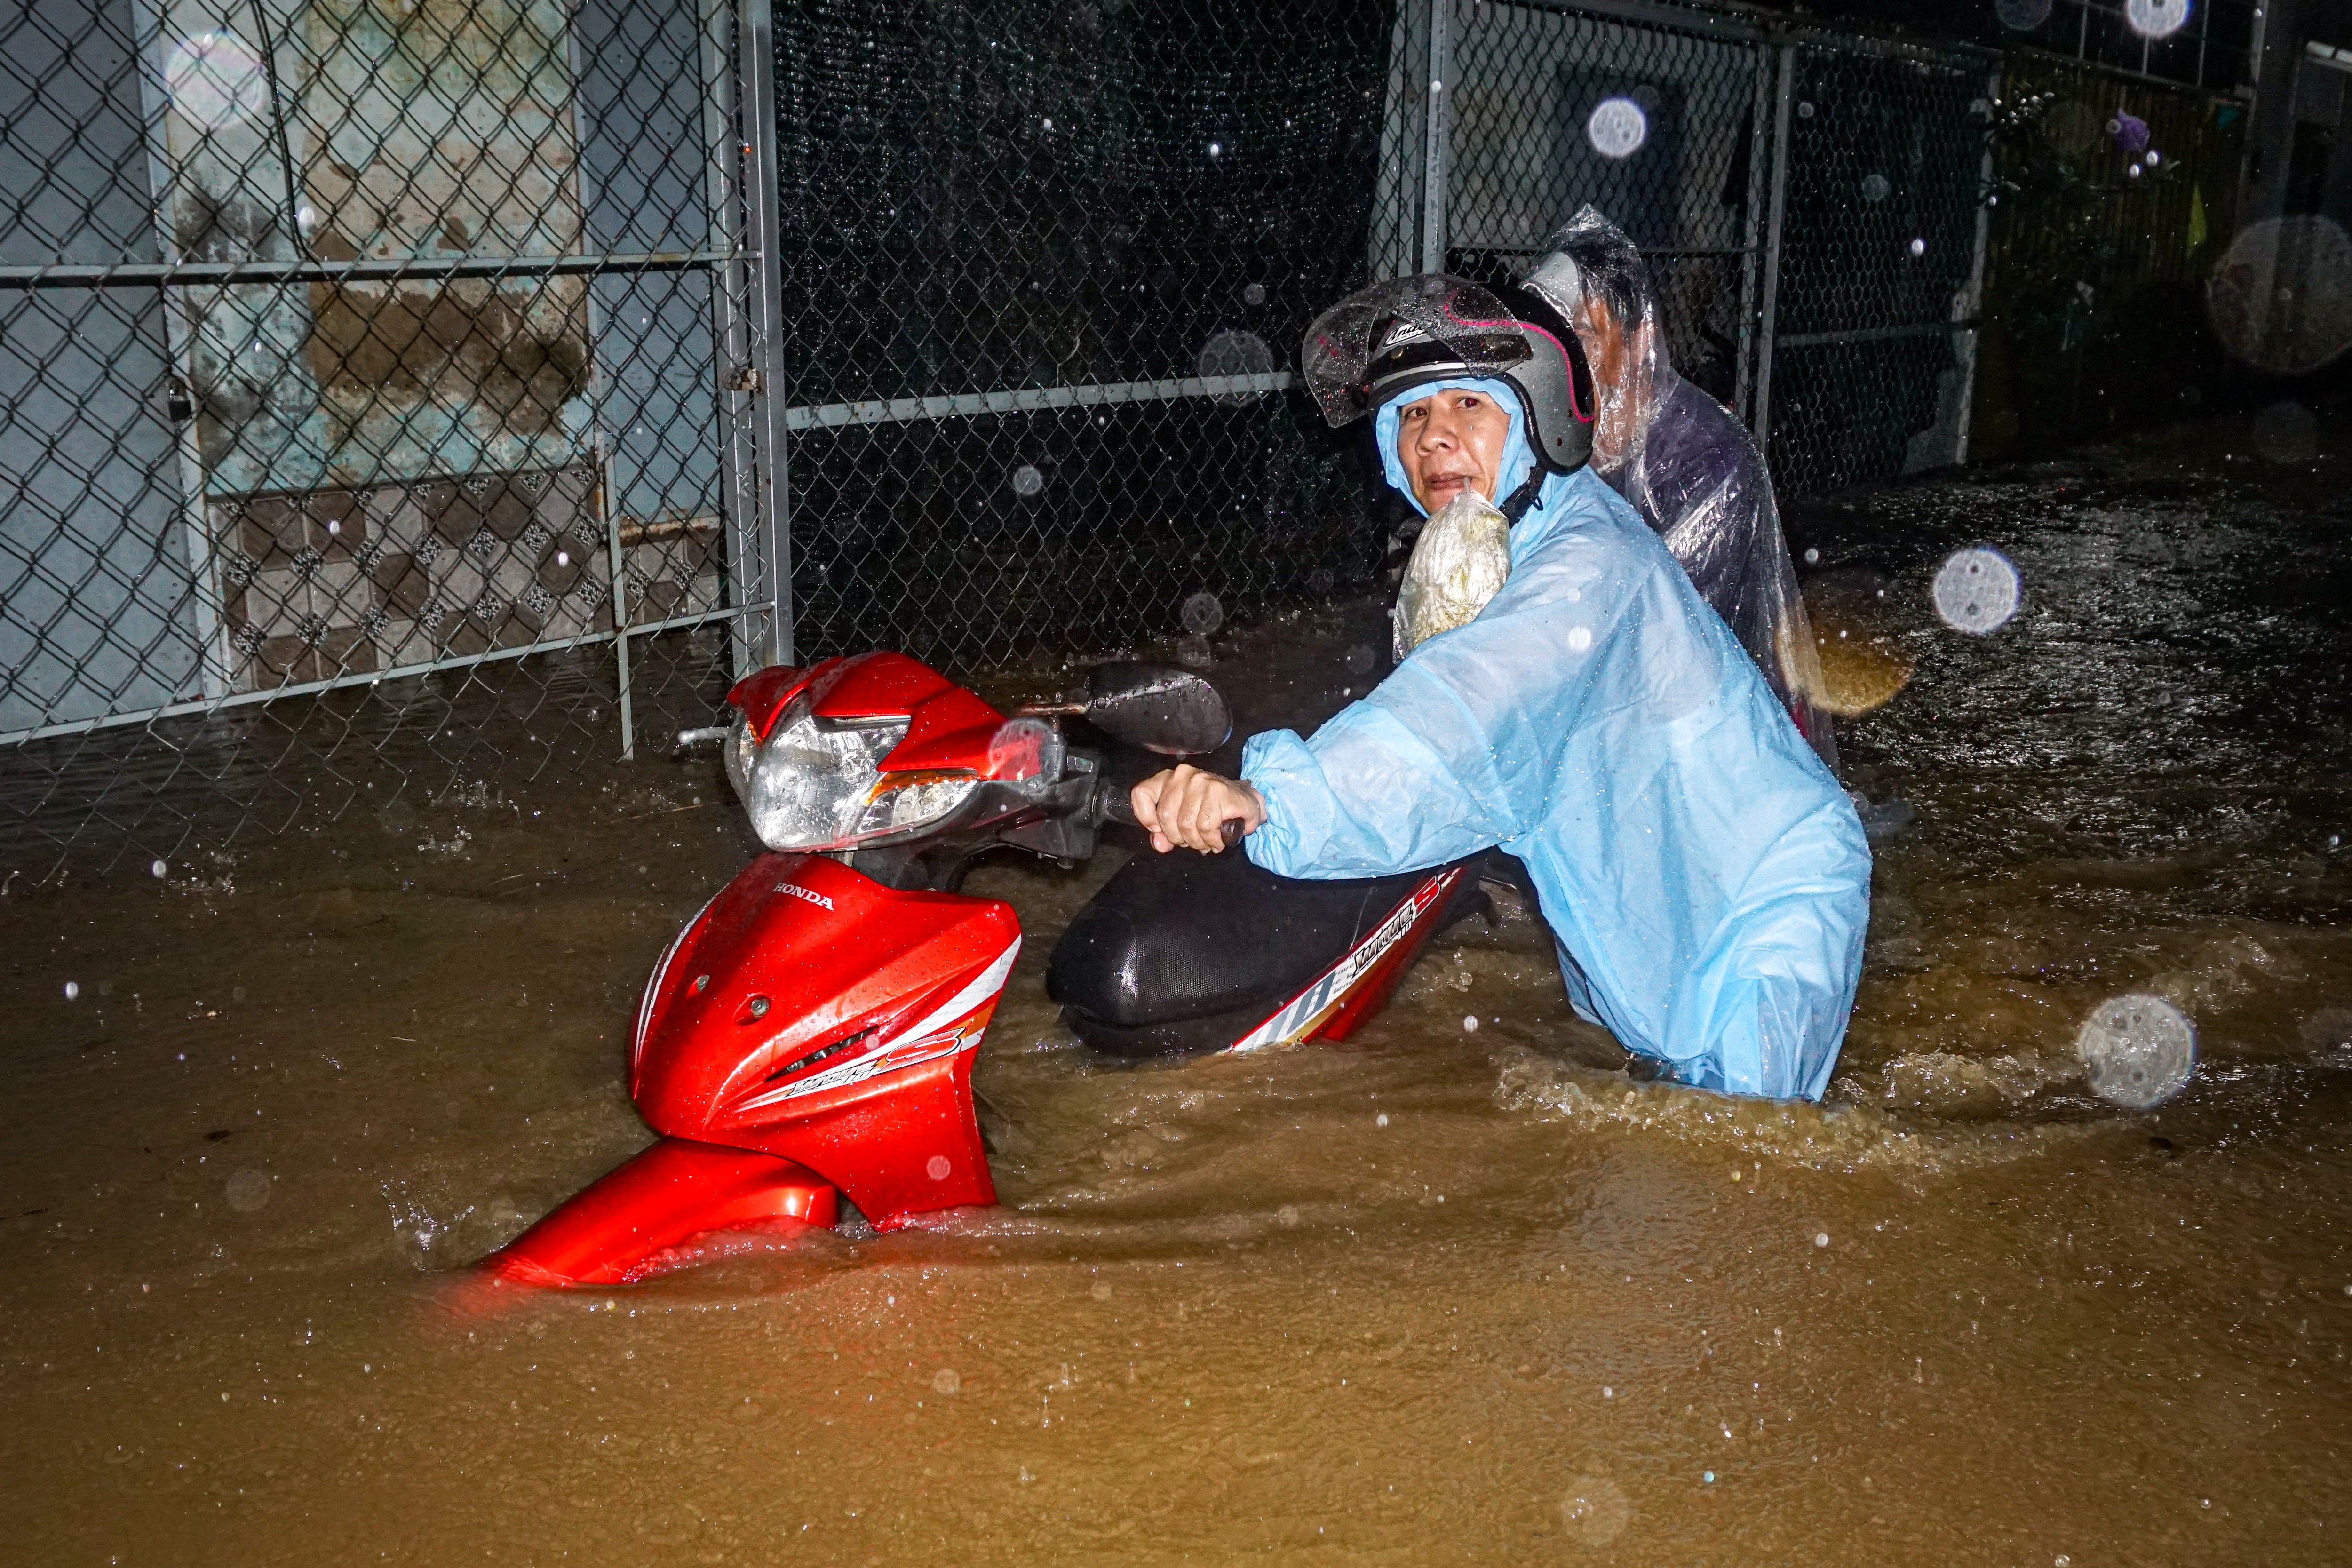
[1382, 0, 1995, 499]
[1, 0, 789, 864]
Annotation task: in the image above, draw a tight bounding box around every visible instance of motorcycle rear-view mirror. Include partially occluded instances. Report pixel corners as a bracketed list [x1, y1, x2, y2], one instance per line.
[1066, 661, 1232, 756]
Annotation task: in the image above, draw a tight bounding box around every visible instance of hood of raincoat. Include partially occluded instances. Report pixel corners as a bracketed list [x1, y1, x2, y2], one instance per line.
[1374, 375, 1542, 520]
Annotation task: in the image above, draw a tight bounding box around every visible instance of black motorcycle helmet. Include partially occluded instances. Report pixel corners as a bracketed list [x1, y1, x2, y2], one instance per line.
[1300, 274, 1597, 486]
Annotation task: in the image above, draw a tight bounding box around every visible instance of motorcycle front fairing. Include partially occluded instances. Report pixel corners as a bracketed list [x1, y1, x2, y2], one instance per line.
[491, 854, 1017, 1286]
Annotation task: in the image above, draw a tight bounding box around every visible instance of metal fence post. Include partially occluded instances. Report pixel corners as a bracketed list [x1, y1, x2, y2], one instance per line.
[1733, 38, 1774, 425]
[1950, 65, 2002, 465]
[740, 0, 794, 668]
[1419, 0, 1451, 275]
[1750, 40, 1796, 458]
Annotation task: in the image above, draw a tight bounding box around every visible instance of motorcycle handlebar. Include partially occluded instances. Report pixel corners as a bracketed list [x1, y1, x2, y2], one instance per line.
[1096, 783, 1242, 847]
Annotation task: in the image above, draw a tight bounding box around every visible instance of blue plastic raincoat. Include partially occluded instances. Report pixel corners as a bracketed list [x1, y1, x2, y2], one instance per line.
[1240, 378, 1869, 1099]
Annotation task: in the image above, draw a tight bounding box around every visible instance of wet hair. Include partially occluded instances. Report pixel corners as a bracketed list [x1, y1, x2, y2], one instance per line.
[1537, 206, 1654, 332]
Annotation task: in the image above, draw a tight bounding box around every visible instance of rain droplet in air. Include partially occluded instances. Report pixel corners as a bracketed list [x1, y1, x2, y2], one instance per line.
[2124, 0, 2190, 39]
[1908, 237, 1927, 257]
[151, 859, 167, 878]
[1176, 634, 1212, 668]
[1931, 547, 2021, 634]
[1586, 96, 1648, 159]
[1796, 100, 1815, 119]
[1463, 1014, 1479, 1033]
[1994, 0, 2053, 30]
[1375, 1112, 1390, 1129]
[1344, 644, 1375, 675]
[932, 1368, 961, 1395]
[1242, 282, 1266, 306]
[1181, 591, 1224, 635]
[63, 981, 79, 1001]
[2205, 216, 2352, 375]
[2076, 994, 2196, 1110]
[1860, 173, 1890, 203]
[1010, 463, 1044, 498]
[1558, 1476, 1631, 1545]
[1813, 1232, 1830, 1248]
[2253, 400, 2318, 463]
[226, 1170, 271, 1213]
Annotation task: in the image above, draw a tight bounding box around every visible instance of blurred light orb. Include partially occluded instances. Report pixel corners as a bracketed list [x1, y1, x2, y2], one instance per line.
[164, 31, 268, 129]
[1180, 590, 1224, 635]
[1242, 281, 1266, 306]
[1010, 463, 1044, 498]
[2145, 149, 2161, 167]
[1860, 172, 1891, 203]
[1931, 547, 2021, 634]
[63, 981, 79, 1001]
[151, 859, 167, 878]
[226, 1170, 272, 1213]
[2076, 994, 2196, 1109]
[1908, 237, 1927, 256]
[2124, 0, 2191, 39]
[2252, 399, 2318, 463]
[1343, 643, 1375, 675]
[1994, 0, 2054, 28]
[1196, 328, 1275, 404]
[1796, 100, 1816, 119]
[1176, 634, 1212, 668]
[2206, 216, 2352, 374]
[2111, 111, 2151, 156]
[1586, 96, 1648, 159]
[1559, 1477, 1632, 1546]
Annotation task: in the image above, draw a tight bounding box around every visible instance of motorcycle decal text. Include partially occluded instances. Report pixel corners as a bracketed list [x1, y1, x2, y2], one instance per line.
[1227, 868, 1463, 1054]
[773, 882, 836, 911]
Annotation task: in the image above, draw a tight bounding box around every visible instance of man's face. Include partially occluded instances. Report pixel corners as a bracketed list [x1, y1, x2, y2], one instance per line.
[1396, 386, 1514, 510]
[1571, 299, 1639, 471]
[1574, 300, 1630, 395]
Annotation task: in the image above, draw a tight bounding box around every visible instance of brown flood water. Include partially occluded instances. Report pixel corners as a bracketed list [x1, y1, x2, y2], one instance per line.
[5, 408, 2352, 1565]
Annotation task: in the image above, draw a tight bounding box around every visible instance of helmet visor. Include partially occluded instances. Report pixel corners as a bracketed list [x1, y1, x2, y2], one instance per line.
[1298, 275, 1535, 428]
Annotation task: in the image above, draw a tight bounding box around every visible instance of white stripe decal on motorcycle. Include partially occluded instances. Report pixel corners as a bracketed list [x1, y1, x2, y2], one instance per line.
[758, 937, 1020, 1105]
[1226, 870, 1460, 1054]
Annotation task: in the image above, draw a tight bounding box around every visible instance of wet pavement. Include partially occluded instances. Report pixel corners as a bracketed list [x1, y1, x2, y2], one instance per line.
[4, 404, 2350, 1564]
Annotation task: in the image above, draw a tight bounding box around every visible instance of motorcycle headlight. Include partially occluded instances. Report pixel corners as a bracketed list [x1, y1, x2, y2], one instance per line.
[727, 695, 977, 851]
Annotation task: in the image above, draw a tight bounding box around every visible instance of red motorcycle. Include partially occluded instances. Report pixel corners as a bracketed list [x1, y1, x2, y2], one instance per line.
[489, 652, 1479, 1288]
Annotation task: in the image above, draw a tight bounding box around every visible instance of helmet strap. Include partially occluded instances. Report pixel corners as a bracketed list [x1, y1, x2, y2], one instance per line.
[1496, 468, 1548, 524]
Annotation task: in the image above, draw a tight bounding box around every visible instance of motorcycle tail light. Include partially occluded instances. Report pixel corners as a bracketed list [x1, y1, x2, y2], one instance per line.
[726, 695, 977, 851]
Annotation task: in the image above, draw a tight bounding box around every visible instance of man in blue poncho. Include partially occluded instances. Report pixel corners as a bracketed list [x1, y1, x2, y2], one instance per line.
[1129, 272, 1869, 1099]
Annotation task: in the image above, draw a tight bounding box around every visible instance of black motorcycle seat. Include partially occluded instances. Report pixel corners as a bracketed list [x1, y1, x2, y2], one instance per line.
[1046, 848, 1440, 1036]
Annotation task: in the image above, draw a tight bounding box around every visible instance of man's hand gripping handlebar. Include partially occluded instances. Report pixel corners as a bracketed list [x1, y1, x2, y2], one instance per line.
[1120, 763, 1263, 854]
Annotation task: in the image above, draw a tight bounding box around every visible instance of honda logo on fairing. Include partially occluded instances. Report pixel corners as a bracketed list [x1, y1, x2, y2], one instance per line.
[774, 882, 834, 910]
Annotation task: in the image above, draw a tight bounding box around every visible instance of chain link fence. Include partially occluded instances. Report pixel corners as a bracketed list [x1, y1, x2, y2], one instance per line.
[1, 0, 785, 870]
[0, 0, 2250, 875]
[771, 0, 1395, 672]
[1759, 33, 1996, 495]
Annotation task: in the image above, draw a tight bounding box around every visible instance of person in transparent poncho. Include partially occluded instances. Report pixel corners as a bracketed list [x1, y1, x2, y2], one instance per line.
[1525, 207, 1836, 767]
[1129, 274, 1869, 1099]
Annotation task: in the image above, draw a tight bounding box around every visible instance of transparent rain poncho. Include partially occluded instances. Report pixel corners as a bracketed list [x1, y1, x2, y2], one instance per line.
[1523, 207, 1836, 768]
[1240, 450, 1870, 1099]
